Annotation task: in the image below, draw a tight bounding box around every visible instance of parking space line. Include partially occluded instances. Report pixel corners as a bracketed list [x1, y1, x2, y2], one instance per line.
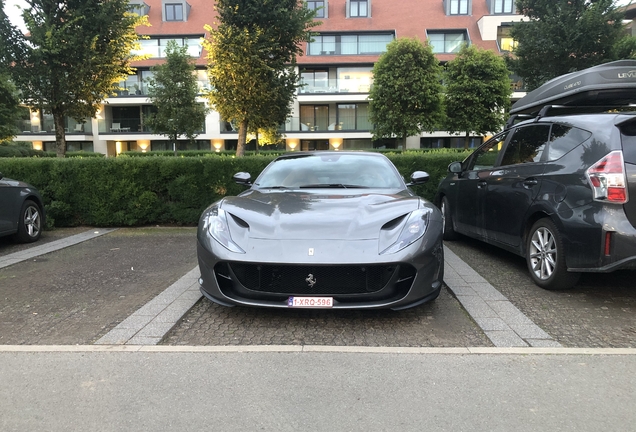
[94, 266, 202, 345]
[443, 245, 561, 348]
[0, 228, 117, 270]
[2, 345, 636, 354]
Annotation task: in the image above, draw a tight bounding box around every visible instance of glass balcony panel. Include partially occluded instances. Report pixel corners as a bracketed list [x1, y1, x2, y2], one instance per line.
[340, 36, 357, 55]
[281, 115, 371, 132]
[338, 105, 356, 130]
[356, 105, 372, 130]
[298, 78, 374, 94]
[111, 117, 141, 132]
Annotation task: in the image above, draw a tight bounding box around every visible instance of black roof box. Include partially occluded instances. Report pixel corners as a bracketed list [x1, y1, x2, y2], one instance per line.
[510, 60, 636, 115]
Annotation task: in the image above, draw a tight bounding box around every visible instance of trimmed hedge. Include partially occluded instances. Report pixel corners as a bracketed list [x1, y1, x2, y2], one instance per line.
[0, 145, 105, 158]
[120, 148, 470, 158]
[0, 150, 470, 227]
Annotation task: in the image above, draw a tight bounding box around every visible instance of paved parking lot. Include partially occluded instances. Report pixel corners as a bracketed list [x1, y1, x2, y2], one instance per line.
[162, 288, 490, 347]
[0, 227, 197, 344]
[1, 227, 635, 348]
[445, 236, 636, 348]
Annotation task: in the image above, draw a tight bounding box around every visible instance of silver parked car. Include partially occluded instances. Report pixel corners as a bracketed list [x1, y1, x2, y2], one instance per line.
[0, 172, 45, 243]
[197, 151, 444, 310]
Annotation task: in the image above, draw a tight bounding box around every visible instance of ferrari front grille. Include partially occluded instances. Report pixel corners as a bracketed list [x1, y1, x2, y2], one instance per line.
[226, 263, 400, 295]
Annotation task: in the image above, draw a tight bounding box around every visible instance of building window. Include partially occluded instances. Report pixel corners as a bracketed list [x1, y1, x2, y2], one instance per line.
[135, 36, 203, 58]
[300, 105, 329, 131]
[427, 31, 468, 53]
[497, 26, 517, 52]
[337, 67, 373, 92]
[449, 0, 469, 15]
[337, 104, 371, 131]
[307, 1, 325, 18]
[129, 2, 149, 16]
[349, 0, 368, 17]
[165, 3, 183, 21]
[493, 0, 514, 14]
[300, 69, 329, 93]
[308, 33, 393, 55]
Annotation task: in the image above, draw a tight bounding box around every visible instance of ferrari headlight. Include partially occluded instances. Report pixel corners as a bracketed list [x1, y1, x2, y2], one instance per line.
[205, 206, 245, 253]
[380, 209, 430, 255]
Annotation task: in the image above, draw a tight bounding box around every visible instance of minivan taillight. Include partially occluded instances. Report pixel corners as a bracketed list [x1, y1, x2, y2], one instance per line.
[586, 151, 628, 204]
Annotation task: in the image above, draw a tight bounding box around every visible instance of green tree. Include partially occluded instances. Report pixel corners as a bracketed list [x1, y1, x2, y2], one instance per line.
[0, 1, 21, 142]
[444, 44, 511, 148]
[369, 38, 444, 146]
[0, 0, 146, 157]
[509, 0, 636, 90]
[145, 40, 208, 156]
[203, 0, 318, 157]
[0, 73, 21, 142]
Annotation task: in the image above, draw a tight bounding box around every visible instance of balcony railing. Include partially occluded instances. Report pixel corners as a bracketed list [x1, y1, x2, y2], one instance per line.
[15, 119, 92, 134]
[280, 115, 372, 132]
[109, 80, 210, 98]
[299, 78, 373, 94]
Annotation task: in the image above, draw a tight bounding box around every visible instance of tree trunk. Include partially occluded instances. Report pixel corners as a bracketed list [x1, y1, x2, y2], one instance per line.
[53, 110, 66, 158]
[255, 129, 259, 154]
[236, 119, 248, 157]
[173, 133, 178, 157]
[464, 131, 470, 149]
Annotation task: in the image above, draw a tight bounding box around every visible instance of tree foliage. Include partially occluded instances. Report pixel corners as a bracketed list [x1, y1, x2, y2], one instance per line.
[444, 44, 511, 148]
[0, 0, 146, 157]
[145, 41, 208, 156]
[509, 0, 636, 90]
[203, 0, 318, 157]
[0, 72, 21, 142]
[369, 38, 444, 144]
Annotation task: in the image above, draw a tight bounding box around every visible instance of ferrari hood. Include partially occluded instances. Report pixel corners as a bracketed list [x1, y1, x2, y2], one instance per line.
[220, 189, 421, 240]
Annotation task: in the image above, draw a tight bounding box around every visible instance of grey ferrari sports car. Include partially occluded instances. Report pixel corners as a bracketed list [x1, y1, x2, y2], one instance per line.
[196, 151, 444, 310]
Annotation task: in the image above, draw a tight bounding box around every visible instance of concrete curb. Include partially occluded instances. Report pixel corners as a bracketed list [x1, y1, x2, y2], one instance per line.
[443, 245, 560, 348]
[94, 266, 202, 345]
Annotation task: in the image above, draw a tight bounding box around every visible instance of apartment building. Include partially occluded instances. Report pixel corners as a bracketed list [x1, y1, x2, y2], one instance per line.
[15, 0, 524, 155]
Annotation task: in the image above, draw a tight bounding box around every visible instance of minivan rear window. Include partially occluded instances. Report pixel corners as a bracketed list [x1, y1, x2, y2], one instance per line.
[547, 124, 592, 161]
[620, 121, 636, 164]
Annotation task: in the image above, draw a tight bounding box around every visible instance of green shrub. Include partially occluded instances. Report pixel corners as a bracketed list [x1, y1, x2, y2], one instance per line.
[0, 150, 469, 227]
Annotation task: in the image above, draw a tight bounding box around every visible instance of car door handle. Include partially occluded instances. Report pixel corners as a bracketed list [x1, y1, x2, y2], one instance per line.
[477, 181, 487, 189]
[523, 179, 538, 187]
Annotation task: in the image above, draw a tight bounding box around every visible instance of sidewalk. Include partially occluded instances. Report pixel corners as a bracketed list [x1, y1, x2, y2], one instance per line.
[1, 347, 635, 431]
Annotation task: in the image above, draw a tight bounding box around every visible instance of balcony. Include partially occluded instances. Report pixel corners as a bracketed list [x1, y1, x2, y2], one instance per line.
[16, 119, 92, 134]
[281, 115, 372, 132]
[299, 78, 372, 94]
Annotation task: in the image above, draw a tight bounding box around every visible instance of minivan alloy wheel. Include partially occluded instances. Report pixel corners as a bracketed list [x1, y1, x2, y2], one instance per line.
[529, 227, 556, 280]
[526, 219, 579, 290]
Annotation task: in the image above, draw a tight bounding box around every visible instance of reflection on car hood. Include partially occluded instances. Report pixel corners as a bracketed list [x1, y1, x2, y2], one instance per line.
[221, 189, 421, 240]
[0, 178, 31, 188]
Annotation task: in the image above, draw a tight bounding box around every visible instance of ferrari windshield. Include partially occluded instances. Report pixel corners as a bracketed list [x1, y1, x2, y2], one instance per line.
[255, 153, 404, 189]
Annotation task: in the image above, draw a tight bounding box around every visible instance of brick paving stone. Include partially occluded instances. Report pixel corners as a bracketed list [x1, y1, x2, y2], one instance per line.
[161, 288, 492, 347]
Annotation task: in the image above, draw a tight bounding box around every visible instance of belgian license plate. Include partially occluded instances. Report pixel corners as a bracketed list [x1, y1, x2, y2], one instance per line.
[288, 296, 333, 308]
